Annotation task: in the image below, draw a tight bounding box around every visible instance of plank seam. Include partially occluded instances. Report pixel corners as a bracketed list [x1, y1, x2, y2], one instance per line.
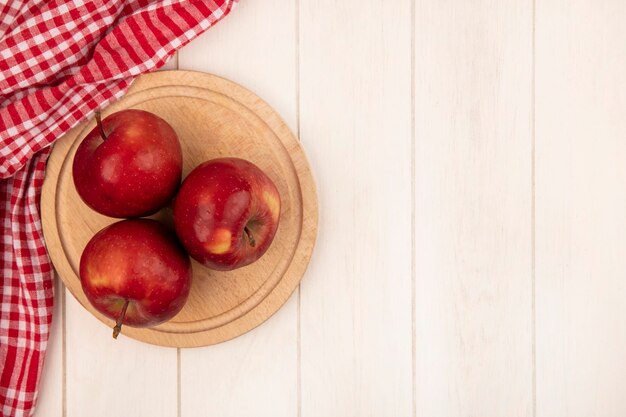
[295, 1, 302, 417]
[531, 1, 537, 416]
[410, 0, 417, 416]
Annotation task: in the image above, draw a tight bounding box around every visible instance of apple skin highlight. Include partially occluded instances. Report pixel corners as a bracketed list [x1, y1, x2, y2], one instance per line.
[73, 109, 183, 218]
[80, 219, 192, 337]
[173, 158, 281, 271]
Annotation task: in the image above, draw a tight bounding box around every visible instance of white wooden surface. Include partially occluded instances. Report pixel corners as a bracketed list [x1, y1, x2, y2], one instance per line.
[34, 1, 626, 416]
[414, 1, 534, 416]
[299, 0, 413, 414]
[535, 1, 626, 416]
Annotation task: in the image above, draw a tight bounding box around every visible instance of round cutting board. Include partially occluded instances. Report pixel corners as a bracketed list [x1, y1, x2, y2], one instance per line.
[42, 70, 317, 348]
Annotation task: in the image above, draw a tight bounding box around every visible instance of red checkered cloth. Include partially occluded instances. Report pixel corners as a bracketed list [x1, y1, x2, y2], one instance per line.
[0, 1, 237, 415]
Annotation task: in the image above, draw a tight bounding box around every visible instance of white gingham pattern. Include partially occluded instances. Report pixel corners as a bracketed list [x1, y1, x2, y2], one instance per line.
[0, 1, 237, 415]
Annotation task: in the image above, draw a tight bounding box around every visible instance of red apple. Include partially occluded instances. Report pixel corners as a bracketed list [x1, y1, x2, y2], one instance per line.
[173, 158, 281, 271]
[80, 219, 192, 338]
[73, 109, 182, 218]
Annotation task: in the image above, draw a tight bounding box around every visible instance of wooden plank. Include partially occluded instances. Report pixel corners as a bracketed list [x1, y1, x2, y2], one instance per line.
[298, 1, 413, 416]
[181, 296, 298, 416]
[413, 1, 534, 416]
[535, 1, 626, 416]
[33, 276, 63, 417]
[178, 0, 298, 415]
[179, 0, 297, 133]
[64, 292, 177, 417]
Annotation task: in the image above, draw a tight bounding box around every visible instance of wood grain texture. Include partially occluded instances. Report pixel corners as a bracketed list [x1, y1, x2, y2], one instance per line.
[181, 295, 298, 417]
[535, 1, 626, 416]
[179, 0, 297, 134]
[33, 276, 63, 417]
[414, 1, 534, 416]
[41, 70, 317, 347]
[299, 1, 413, 416]
[178, 1, 300, 416]
[65, 294, 177, 417]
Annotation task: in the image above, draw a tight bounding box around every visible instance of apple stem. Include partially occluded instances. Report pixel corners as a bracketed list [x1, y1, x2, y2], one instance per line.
[95, 110, 107, 141]
[244, 226, 256, 247]
[112, 299, 130, 339]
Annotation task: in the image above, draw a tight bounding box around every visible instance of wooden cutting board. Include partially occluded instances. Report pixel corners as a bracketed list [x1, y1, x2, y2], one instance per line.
[41, 70, 318, 348]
